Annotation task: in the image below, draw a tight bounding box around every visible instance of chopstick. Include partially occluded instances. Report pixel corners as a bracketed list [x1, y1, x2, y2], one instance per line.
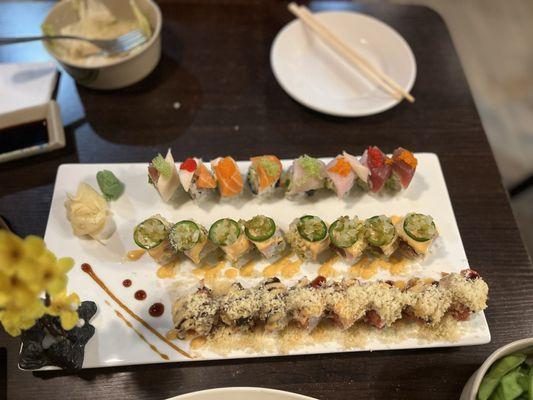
[287, 2, 415, 103]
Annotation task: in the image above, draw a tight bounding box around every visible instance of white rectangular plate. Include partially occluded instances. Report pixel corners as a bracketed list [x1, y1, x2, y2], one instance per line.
[42, 153, 490, 369]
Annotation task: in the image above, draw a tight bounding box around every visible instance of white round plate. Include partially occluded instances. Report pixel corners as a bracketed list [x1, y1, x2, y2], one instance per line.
[166, 387, 317, 400]
[270, 11, 416, 117]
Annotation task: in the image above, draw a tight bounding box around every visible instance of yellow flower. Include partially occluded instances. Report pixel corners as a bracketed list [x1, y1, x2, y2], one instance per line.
[17, 252, 73, 296]
[47, 290, 80, 330]
[0, 299, 46, 336]
[0, 231, 24, 276]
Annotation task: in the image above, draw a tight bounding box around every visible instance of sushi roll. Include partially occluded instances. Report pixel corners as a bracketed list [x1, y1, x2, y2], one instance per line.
[211, 156, 243, 199]
[169, 220, 215, 264]
[172, 286, 219, 339]
[244, 215, 286, 259]
[133, 215, 178, 265]
[404, 279, 451, 325]
[324, 280, 367, 330]
[364, 281, 406, 329]
[325, 155, 355, 198]
[256, 277, 289, 332]
[342, 150, 370, 191]
[148, 149, 180, 202]
[395, 213, 438, 257]
[364, 215, 399, 257]
[179, 158, 217, 201]
[328, 216, 366, 263]
[440, 269, 488, 321]
[391, 147, 418, 189]
[282, 155, 326, 197]
[219, 282, 260, 330]
[208, 218, 252, 265]
[286, 215, 330, 261]
[286, 277, 326, 331]
[360, 146, 392, 193]
[247, 155, 283, 196]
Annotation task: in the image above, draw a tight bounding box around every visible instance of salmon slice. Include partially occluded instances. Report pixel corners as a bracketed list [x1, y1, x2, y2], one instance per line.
[250, 155, 282, 190]
[212, 157, 243, 197]
[195, 163, 217, 189]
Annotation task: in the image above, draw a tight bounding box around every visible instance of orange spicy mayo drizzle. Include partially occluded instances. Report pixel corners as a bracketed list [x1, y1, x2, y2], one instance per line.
[81, 263, 192, 359]
[126, 249, 146, 261]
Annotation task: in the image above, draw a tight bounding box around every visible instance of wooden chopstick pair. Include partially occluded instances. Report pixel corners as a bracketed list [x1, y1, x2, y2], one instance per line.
[287, 2, 415, 103]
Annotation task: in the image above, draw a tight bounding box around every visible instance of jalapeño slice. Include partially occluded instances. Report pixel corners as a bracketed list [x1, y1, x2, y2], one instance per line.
[297, 215, 327, 242]
[169, 220, 201, 251]
[209, 218, 241, 246]
[244, 215, 276, 242]
[134, 217, 168, 250]
[329, 216, 360, 248]
[403, 213, 437, 242]
[364, 215, 395, 247]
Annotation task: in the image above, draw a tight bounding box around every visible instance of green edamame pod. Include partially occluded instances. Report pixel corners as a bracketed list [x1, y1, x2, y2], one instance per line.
[478, 353, 527, 400]
[500, 368, 525, 399]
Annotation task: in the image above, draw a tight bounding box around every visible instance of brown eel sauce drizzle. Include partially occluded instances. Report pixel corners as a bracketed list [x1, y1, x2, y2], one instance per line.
[81, 263, 191, 359]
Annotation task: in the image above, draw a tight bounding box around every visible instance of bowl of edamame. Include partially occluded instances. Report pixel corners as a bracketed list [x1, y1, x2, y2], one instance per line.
[460, 338, 533, 400]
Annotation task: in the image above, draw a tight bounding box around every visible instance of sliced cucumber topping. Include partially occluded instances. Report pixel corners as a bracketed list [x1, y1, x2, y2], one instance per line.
[403, 213, 437, 242]
[329, 216, 360, 248]
[209, 218, 241, 246]
[245, 215, 276, 242]
[297, 215, 327, 242]
[365, 215, 395, 247]
[169, 220, 201, 251]
[134, 218, 168, 249]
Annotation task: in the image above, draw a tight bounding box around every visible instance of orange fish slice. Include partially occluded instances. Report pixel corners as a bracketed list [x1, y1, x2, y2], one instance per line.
[212, 157, 243, 197]
[195, 163, 217, 189]
[250, 155, 282, 191]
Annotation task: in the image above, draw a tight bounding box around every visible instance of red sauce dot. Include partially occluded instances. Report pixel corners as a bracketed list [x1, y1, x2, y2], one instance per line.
[149, 303, 165, 317]
[122, 279, 132, 288]
[134, 290, 147, 300]
[81, 263, 92, 273]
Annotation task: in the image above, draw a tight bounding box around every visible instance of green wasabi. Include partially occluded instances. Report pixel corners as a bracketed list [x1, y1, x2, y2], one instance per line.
[97, 170, 125, 201]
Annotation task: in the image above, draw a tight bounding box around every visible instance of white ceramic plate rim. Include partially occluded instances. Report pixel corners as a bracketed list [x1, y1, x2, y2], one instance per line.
[270, 10, 416, 117]
[166, 387, 318, 400]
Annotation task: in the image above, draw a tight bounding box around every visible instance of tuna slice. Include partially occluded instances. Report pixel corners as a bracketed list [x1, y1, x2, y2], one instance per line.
[362, 146, 391, 193]
[392, 147, 418, 189]
[326, 156, 355, 198]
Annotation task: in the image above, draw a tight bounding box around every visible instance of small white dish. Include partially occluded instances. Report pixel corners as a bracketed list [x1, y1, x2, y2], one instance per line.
[270, 11, 416, 117]
[166, 387, 317, 400]
[460, 338, 533, 400]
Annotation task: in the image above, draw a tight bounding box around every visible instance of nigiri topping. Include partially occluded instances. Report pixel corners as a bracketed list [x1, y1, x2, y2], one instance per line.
[151, 154, 172, 178]
[364, 146, 392, 193]
[299, 155, 323, 180]
[257, 157, 281, 178]
[212, 157, 243, 197]
[327, 157, 351, 177]
[250, 155, 282, 193]
[343, 151, 369, 183]
[326, 157, 355, 198]
[196, 163, 217, 189]
[180, 158, 197, 172]
[392, 148, 418, 189]
[179, 158, 198, 192]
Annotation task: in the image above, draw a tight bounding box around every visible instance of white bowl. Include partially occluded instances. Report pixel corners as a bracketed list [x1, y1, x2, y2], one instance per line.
[42, 0, 162, 89]
[460, 338, 533, 400]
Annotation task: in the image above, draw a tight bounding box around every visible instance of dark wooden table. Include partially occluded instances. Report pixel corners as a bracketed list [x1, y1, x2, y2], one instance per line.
[1, 1, 532, 399]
